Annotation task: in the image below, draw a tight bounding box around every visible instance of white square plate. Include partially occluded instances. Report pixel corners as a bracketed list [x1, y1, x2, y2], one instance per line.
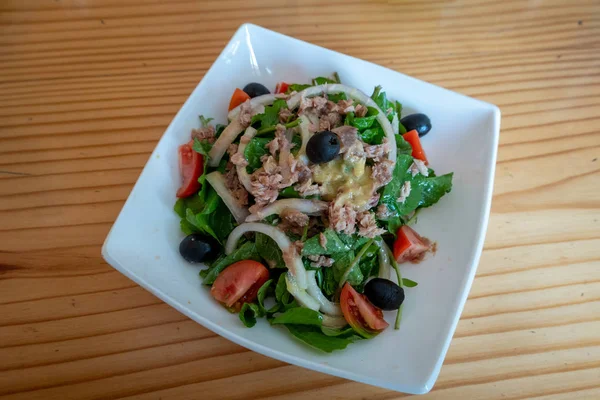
[102, 23, 500, 394]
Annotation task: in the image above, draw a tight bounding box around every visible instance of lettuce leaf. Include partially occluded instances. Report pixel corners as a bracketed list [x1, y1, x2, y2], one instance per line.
[251, 99, 288, 131]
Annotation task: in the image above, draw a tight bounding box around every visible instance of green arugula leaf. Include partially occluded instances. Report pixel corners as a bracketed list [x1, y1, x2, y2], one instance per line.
[274, 273, 298, 311]
[301, 229, 349, 256]
[315, 267, 337, 297]
[312, 76, 337, 85]
[285, 324, 357, 353]
[359, 126, 385, 145]
[251, 99, 288, 131]
[417, 173, 454, 208]
[199, 115, 214, 127]
[244, 137, 270, 172]
[332, 250, 362, 286]
[327, 92, 347, 103]
[270, 307, 323, 327]
[395, 134, 413, 156]
[215, 123, 227, 137]
[320, 326, 354, 337]
[239, 303, 262, 328]
[351, 115, 377, 130]
[180, 218, 197, 235]
[256, 233, 286, 269]
[201, 241, 262, 284]
[192, 138, 213, 156]
[286, 83, 312, 93]
[257, 279, 274, 313]
[402, 278, 418, 287]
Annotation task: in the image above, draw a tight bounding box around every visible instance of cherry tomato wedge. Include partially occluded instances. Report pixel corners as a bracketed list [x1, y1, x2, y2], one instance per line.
[228, 88, 251, 111]
[340, 282, 388, 338]
[403, 129, 428, 164]
[211, 260, 270, 312]
[176, 140, 203, 198]
[275, 82, 290, 94]
[393, 225, 430, 264]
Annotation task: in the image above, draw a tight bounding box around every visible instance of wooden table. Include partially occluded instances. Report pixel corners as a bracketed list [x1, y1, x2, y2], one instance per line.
[1, 1, 599, 399]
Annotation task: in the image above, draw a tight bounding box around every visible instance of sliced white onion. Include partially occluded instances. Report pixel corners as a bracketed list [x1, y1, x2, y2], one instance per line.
[378, 245, 392, 279]
[208, 119, 244, 167]
[322, 315, 349, 329]
[306, 271, 342, 316]
[391, 113, 400, 136]
[285, 273, 320, 311]
[228, 94, 277, 121]
[235, 127, 257, 193]
[205, 171, 249, 224]
[246, 199, 328, 222]
[297, 115, 311, 164]
[225, 222, 307, 289]
[287, 83, 396, 163]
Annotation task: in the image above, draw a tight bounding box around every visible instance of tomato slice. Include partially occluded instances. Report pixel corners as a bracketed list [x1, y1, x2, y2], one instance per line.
[176, 140, 203, 198]
[275, 82, 289, 94]
[403, 129, 428, 164]
[228, 88, 251, 111]
[211, 260, 270, 311]
[393, 225, 430, 264]
[340, 283, 389, 338]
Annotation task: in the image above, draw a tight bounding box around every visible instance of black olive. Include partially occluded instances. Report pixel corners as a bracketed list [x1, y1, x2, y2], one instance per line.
[306, 130, 340, 164]
[400, 113, 432, 137]
[364, 278, 405, 311]
[179, 234, 219, 263]
[242, 82, 270, 98]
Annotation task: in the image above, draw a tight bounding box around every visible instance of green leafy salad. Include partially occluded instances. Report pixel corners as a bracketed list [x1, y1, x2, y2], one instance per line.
[174, 74, 453, 352]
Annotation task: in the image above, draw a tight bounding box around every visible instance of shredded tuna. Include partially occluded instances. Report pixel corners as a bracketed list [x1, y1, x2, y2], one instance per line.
[191, 125, 216, 143]
[376, 203, 394, 220]
[250, 168, 283, 206]
[312, 96, 328, 113]
[363, 138, 391, 162]
[263, 155, 279, 175]
[295, 161, 312, 183]
[328, 200, 357, 235]
[293, 240, 304, 253]
[409, 159, 429, 177]
[240, 135, 251, 145]
[332, 125, 358, 153]
[279, 107, 293, 123]
[231, 151, 248, 167]
[337, 99, 354, 112]
[357, 211, 386, 238]
[307, 255, 334, 268]
[295, 178, 321, 197]
[224, 163, 249, 206]
[397, 181, 412, 203]
[354, 104, 368, 118]
[281, 208, 309, 227]
[326, 100, 339, 113]
[227, 144, 238, 158]
[266, 138, 279, 156]
[274, 93, 288, 99]
[299, 95, 328, 115]
[238, 100, 253, 127]
[366, 193, 380, 209]
[318, 112, 342, 131]
[319, 232, 328, 248]
[372, 159, 395, 189]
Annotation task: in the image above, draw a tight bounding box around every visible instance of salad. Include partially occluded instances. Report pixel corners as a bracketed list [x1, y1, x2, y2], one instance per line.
[174, 74, 453, 352]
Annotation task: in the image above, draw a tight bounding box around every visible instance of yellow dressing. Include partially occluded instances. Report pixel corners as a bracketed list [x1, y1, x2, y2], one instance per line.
[312, 157, 374, 208]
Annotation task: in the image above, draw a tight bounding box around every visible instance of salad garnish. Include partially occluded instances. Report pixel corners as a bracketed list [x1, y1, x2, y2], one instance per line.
[174, 74, 453, 352]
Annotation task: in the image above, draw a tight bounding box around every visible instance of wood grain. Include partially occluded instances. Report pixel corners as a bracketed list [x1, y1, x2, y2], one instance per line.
[1, 0, 599, 398]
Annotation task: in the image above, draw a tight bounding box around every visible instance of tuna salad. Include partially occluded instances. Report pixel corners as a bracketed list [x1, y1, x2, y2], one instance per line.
[174, 74, 453, 352]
